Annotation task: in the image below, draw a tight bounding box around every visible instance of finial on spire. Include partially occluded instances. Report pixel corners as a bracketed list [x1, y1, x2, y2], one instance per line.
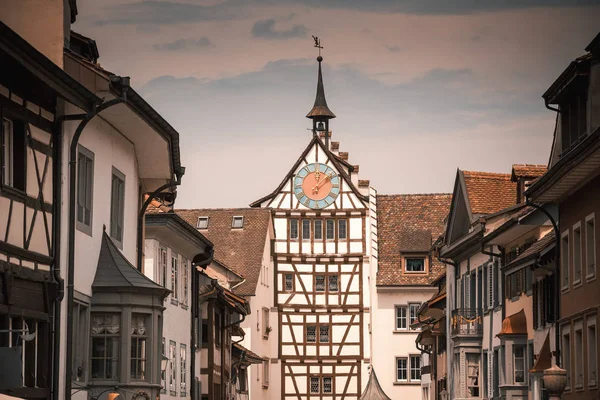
[306, 36, 335, 121]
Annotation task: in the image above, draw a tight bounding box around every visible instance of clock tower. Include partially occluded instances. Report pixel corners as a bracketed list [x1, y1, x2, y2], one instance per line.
[250, 50, 378, 400]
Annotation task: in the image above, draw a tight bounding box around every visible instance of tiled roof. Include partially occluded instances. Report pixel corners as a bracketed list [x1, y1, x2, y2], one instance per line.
[504, 230, 556, 269]
[377, 194, 451, 286]
[511, 164, 547, 180]
[462, 171, 517, 216]
[176, 208, 271, 296]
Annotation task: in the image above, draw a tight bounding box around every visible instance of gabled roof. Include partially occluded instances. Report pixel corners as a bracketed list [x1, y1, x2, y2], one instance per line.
[462, 170, 517, 216]
[377, 194, 451, 286]
[249, 135, 367, 207]
[359, 368, 391, 400]
[92, 232, 168, 295]
[176, 208, 271, 296]
[511, 164, 547, 181]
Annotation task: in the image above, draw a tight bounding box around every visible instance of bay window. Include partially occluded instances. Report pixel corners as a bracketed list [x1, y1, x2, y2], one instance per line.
[130, 314, 148, 380]
[90, 313, 120, 380]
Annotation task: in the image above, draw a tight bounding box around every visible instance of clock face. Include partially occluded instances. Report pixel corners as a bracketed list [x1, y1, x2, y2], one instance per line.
[293, 163, 340, 209]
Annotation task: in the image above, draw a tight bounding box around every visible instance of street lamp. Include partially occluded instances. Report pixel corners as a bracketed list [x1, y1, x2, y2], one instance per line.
[161, 355, 169, 373]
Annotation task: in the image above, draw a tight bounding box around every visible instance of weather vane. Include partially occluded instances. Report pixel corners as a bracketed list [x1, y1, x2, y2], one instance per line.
[312, 35, 323, 58]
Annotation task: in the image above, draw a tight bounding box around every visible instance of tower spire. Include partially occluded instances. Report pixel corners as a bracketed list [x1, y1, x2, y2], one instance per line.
[307, 36, 335, 148]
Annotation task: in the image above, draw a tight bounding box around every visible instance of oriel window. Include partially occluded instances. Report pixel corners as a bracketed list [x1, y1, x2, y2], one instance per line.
[130, 314, 148, 380]
[90, 313, 120, 380]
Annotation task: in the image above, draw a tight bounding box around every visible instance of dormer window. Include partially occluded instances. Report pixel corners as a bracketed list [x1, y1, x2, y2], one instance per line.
[197, 217, 209, 229]
[232, 216, 244, 229]
[560, 93, 588, 155]
[405, 257, 426, 273]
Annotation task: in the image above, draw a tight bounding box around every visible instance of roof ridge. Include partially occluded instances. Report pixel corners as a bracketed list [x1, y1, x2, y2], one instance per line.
[377, 193, 452, 198]
[177, 207, 269, 212]
[462, 170, 512, 179]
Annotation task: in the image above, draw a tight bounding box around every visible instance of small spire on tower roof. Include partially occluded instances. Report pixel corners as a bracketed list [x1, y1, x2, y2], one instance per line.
[306, 36, 336, 120]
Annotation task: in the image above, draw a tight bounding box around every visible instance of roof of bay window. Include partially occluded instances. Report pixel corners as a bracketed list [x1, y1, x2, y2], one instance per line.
[93, 231, 169, 295]
[359, 368, 392, 400]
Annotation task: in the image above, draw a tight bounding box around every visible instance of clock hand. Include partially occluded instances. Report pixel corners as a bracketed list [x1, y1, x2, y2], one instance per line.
[312, 174, 332, 193]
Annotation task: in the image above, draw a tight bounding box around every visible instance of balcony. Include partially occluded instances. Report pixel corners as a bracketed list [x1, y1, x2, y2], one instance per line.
[451, 308, 482, 338]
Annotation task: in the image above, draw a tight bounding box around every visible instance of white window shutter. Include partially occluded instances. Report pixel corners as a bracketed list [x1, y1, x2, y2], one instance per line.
[464, 274, 470, 309]
[488, 263, 494, 309]
[488, 350, 493, 396]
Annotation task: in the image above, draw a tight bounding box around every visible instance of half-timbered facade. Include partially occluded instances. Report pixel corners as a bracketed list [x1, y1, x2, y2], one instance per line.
[0, 18, 98, 400]
[249, 55, 375, 400]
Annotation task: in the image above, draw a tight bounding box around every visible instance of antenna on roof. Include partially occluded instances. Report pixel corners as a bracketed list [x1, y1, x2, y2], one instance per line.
[312, 35, 323, 58]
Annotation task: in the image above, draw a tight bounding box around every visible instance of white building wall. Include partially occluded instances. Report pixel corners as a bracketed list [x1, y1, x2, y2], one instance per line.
[59, 111, 142, 400]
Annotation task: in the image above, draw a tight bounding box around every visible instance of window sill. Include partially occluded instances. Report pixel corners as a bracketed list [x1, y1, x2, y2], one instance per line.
[170, 391, 177, 396]
[572, 280, 583, 289]
[393, 330, 417, 334]
[393, 381, 420, 385]
[76, 222, 93, 237]
[586, 274, 596, 283]
[171, 298, 179, 306]
[181, 304, 188, 310]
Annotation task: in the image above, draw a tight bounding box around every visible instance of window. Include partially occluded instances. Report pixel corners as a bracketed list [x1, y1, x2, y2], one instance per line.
[513, 344, 525, 384]
[406, 258, 425, 273]
[161, 338, 166, 393]
[262, 308, 270, 339]
[110, 168, 125, 244]
[410, 355, 421, 381]
[575, 326, 583, 388]
[323, 377, 332, 393]
[131, 314, 148, 380]
[302, 219, 310, 240]
[314, 220, 323, 240]
[326, 219, 335, 239]
[396, 357, 407, 381]
[290, 219, 299, 240]
[487, 262, 495, 309]
[493, 349, 499, 397]
[560, 93, 588, 154]
[1, 117, 26, 191]
[182, 258, 189, 307]
[262, 360, 269, 388]
[319, 325, 329, 343]
[239, 368, 248, 392]
[169, 340, 177, 395]
[588, 316, 597, 387]
[586, 215, 596, 279]
[197, 217, 209, 229]
[563, 329, 571, 388]
[310, 376, 320, 394]
[73, 301, 89, 382]
[284, 274, 293, 291]
[395, 306, 407, 330]
[315, 275, 325, 292]
[232, 216, 244, 228]
[171, 254, 179, 302]
[306, 326, 316, 343]
[574, 224, 582, 284]
[215, 313, 221, 347]
[90, 313, 120, 380]
[409, 303, 420, 328]
[180, 344, 186, 396]
[328, 275, 339, 292]
[76, 146, 94, 234]
[561, 231, 570, 290]
[467, 354, 480, 396]
[338, 219, 347, 239]
[157, 246, 168, 287]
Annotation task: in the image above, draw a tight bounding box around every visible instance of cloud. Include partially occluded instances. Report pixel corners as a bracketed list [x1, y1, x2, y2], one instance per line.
[251, 18, 308, 40]
[94, 0, 243, 25]
[153, 37, 214, 51]
[386, 44, 403, 52]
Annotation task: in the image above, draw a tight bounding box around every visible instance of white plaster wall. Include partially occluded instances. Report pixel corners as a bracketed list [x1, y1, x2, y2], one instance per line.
[58, 110, 142, 399]
[371, 288, 437, 399]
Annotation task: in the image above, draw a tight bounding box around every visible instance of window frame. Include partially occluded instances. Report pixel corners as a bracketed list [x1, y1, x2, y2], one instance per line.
[405, 257, 426, 273]
[396, 357, 408, 382]
[306, 325, 317, 343]
[573, 222, 583, 286]
[323, 376, 333, 394]
[290, 219, 299, 240]
[109, 167, 126, 248]
[588, 315, 597, 388]
[326, 219, 335, 240]
[171, 253, 179, 304]
[232, 216, 244, 229]
[574, 321, 584, 389]
[131, 313, 149, 381]
[409, 354, 421, 382]
[181, 257, 189, 308]
[169, 340, 177, 396]
[338, 219, 347, 240]
[328, 275, 339, 292]
[562, 326, 571, 390]
[512, 344, 526, 384]
[310, 376, 320, 394]
[90, 313, 121, 381]
[314, 220, 323, 240]
[561, 230, 570, 291]
[395, 305, 407, 331]
[161, 337, 166, 393]
[586, 213, 596, 281]
[179, 344, 187, 396]
[1, 116, 26, 193]
[319, 325, 330, 343]
[72, 299, 90, 383]
[284, 273, 294, 292]
[409, 303, 421, 329]
[76, 145, 94, 235]
[262, 359, 270, 388]
[302, 219, 311, 240]
[315, 275, 326, 292]
[197, 216, 209, 229]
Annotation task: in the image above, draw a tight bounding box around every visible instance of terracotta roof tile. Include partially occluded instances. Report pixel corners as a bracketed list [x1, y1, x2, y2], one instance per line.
[462, 171, 517, 215]
[511, 164, 547, 181]
[176, 208, 271, 296]
[377, 194, 451, 286]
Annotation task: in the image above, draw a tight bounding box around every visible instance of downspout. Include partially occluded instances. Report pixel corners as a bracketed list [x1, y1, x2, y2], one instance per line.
[525, 200, 561, 367]
[65, 91, 128, 400]
[136, 176, 185, 272]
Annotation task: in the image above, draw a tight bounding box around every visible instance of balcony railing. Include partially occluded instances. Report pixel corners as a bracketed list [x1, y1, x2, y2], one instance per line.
[451, 308, 483, 337]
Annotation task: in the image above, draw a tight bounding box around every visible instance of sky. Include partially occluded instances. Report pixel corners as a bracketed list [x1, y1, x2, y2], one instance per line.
[73, 0, 600, 208]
